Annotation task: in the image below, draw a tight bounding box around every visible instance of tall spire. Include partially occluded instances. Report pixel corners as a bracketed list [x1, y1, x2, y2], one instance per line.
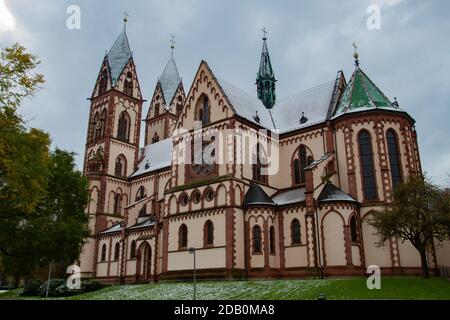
[159, 40, 181, 105]
[256, 28, 276, 109]
[107, 14, 132, 85]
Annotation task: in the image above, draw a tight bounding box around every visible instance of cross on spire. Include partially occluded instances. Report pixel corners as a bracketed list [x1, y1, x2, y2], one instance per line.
[123, 11, 129, 31]
[170, 34, 175, 55]
[261, 27, 268, 40]
[353, 42, 360, 67]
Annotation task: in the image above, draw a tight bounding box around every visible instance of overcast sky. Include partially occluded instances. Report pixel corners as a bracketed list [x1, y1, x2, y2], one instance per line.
[1, 0, 449, 186]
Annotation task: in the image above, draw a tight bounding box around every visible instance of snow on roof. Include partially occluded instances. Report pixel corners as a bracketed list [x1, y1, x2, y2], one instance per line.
[271, 187, 306, 206]
[216, 77, 335, 133]
[98, 223, 123, 235]
[273, 81, 335, 133]
[130, 138, 172, 178]
[217, 78, 275, 129]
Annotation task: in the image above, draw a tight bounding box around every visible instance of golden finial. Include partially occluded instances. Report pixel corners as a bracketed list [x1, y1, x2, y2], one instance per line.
[353, 42, 360, 67]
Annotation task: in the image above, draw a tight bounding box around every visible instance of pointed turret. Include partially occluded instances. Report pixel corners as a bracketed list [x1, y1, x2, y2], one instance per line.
[333, 47, 401, 117]
[107, 18, 132, 86]
[159, 54, 181, 105]
[256, 29, 276, 109]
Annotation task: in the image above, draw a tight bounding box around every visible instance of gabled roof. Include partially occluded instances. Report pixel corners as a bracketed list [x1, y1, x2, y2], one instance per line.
[318, 182, 357, 203]
[107, 29, 132, 85]
[333, 67, 402, 117]
[243, 183, 275, 207]
[130, 138, 173, 178]
[159, 55, 181, 105]
[216, 76, 336, 133]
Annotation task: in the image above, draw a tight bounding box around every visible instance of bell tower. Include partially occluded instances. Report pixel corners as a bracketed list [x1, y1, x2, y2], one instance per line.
[256, 28, 276, 109]
[79, 15, 144, 277]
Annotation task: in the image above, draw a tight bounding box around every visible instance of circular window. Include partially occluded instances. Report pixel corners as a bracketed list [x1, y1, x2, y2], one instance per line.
[205, 189, 214, 202]
[192, 191, 201, 204]
[180, 193, 188, 207]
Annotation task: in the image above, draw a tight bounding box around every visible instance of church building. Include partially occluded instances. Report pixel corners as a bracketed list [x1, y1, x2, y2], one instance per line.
[78, 18, 449, 283]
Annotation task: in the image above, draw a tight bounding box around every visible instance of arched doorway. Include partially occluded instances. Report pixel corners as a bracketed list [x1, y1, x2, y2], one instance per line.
[136, 242, 152, 283]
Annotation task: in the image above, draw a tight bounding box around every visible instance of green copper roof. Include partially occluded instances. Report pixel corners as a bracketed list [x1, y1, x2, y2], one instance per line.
[256, 38, 276, 109]
[333, 67, 401, 117]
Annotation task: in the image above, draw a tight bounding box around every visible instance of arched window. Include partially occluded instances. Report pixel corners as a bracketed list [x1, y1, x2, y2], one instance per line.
[358, 130, 377, 200]
[115, 155, 126, 177]
[152, 132, 160, 144]
[130, 240, 136, 259]
[113, 193, 121, 215]
[114, 242, 120, 261]
[292, 145, 310, 185]
[178, 224, 188, 249]
[136, 186, 147, 201]
[99, 69, 108, 95]
[100, 244, 107, 262]
[386, 129, 402, 188]
[291, 219, 301, 244]
[269, 226, 275, 255]
[93, 112, 101, 141]
[252, 143, 268, 184]
[100, 109, 107, 137]
[350, 216, 358, 243]
[195, 95, 210, 125]
[117, 112, 130, 142]
[293, 159, 300, 185]
[204, 220, 214, 246]
[154, 103, 160, 117]
[252, 225, 262, 254]
[176, 96, 183, 115]
[124, 71, 133, 96]
[139, 204, 147, 216]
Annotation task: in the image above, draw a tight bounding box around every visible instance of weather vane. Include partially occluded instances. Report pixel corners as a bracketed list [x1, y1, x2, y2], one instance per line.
[353, 42, 360, 67]
[261, 27, 268, 40]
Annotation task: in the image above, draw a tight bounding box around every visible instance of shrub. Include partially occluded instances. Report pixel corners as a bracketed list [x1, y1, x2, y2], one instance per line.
[81, 279, 103, 292]
[39, 279, 67, 297]
[21, 279, 43, 296]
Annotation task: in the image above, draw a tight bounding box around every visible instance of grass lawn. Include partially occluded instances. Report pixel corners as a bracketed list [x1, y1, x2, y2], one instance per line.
[0, 277, 449, 300]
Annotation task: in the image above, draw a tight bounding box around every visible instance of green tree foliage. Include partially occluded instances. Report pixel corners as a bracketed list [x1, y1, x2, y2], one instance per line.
[370, 175, 450, 278]
[0, 44, 89, 281]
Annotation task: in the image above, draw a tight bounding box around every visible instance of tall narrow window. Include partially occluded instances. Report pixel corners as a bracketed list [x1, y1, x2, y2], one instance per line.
[113, 193, 121, 215]
[154, 103, 160, 117]
[291, 219, 301, 244]
[117, 112, 130, 142]
[269, 226, 276, 254]
[386, 129, 402, 188]
[176, 96, 183, 115]
[252, 144, 268, 184]
[204, 220, 214, 246]
[179, 224, 188, 249]
[136, 186, 147, 201]
[202, 96, 210, 125]
[124, 72, 133, 96]
[252, 225, 262, 254]
[292, 145, 310, 185]
[299, 146, 307, 184]
[93, 112, 101, 141]
[100, 244, 107, 262]
[115, 155, 126, 177]
[100, 109, 107, 137]
[358, 130, 377, 200]
[114, 242, 120, 261]
[99, 69, 108, 95]
[130, 240, 136, 259]
[350, 216, 358, 243]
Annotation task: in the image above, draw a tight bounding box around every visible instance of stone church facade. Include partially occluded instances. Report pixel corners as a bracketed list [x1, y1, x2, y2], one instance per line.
[78, 20, 449, 284]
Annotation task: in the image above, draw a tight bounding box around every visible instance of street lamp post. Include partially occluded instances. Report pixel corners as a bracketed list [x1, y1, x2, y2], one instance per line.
[188, 247, 196, 300]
